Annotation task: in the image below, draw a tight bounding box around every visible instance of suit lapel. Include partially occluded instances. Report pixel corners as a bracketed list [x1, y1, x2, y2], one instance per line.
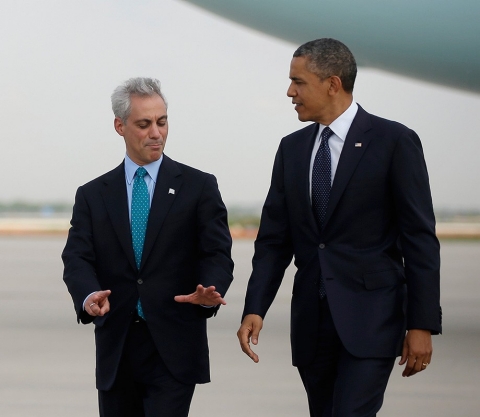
[323, 106, 373, 228]
[101, 162, 137, 271]
[141, 155, 182, 268]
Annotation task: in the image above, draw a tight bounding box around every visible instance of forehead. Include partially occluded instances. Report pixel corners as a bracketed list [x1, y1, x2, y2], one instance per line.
[289, 56, 316, 78]
[129, 94, 167, 119]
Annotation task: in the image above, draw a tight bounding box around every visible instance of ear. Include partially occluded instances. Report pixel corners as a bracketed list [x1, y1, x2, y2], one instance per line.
[114, 117, 125, 136]
[328, 76, 343, 95]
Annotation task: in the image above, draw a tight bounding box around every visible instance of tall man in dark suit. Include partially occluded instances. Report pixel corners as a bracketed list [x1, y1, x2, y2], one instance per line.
[237, 39, 441, 416]
[63, 77, 233, 417]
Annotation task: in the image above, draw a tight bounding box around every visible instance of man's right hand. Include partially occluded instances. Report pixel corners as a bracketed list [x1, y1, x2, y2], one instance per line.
[237, 314, 263, 363]
[85, 290, 111, 317]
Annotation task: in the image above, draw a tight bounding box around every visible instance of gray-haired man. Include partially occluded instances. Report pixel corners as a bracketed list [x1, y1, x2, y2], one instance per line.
[63, 77, 233, 416]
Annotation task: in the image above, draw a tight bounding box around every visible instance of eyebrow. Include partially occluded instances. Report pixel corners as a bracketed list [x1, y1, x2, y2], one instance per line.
[134, 115, 168, 124]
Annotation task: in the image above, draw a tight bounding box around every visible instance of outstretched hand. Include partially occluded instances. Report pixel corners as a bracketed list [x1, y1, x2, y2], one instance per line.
[85, 290, 111, 317]
[174, 285, 226, 306]
[399, 329, 433, 377]
[237, 314, 263, 363]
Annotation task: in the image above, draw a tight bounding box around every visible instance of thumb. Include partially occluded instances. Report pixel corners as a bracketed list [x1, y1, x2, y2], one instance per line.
[251, 327, 260, 346]
[174, 294, 190, 303]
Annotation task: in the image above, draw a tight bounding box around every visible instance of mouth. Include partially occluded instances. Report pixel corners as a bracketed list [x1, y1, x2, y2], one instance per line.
[147, 142, 163, 149]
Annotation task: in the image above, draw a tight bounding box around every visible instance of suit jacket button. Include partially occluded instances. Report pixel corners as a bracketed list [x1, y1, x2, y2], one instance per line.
[137, 279, 143, 285]
[319, 243, 326, 249]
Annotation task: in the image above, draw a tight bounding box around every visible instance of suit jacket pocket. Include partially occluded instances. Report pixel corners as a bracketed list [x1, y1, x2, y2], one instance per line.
[363, 269, 405, 290]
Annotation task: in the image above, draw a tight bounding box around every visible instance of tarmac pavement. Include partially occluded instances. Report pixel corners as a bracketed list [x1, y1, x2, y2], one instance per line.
[0, 236, 479, 416]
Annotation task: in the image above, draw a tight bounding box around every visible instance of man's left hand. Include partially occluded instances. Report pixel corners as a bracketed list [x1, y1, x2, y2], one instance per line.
[399, 329, 432, 377]
[174, 284, 226, 306]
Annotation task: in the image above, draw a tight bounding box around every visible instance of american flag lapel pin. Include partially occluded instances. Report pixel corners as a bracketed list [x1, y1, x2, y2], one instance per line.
[168, 188, 175, 195]
[355, 142, 362, 147]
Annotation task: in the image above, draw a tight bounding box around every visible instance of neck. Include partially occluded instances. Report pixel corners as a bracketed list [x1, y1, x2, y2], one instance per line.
[318, 95, 353, 126]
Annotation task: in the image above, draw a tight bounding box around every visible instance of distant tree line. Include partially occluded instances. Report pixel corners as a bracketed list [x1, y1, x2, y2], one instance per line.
[0, 201, 72, 215]
[1, 201, 479, 224]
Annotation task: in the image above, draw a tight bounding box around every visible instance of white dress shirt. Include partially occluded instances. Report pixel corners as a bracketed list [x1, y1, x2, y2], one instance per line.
[309, 100, 358, 200]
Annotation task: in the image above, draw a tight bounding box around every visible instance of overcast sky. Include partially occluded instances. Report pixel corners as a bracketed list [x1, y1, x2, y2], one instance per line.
[1, 0, 479, 211]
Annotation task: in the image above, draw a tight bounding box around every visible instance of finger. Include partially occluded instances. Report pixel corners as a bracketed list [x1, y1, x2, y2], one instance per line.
[247, 347, 259, 363]
[251, 326, 261, 346]
[215, 296, 227, 306]
[412, 358, 425, 375]
[201, 286, 219, 300]
[237, 327, 259, 363]
[198, 297, 225, 306]
[419, 356, 431, 372]
[402, 356, 416, 377]
[404, 358, 426, 377]
[174, 294, 192, 303]
[87, 302, 99, 316]
[93, 290, 111, 303]
[425, 348, 433, 365]
[195, 285, 225, 305]
[196, 285, 213, 296]
[205, 291, 226, 305]
[98, 299, 110, 316]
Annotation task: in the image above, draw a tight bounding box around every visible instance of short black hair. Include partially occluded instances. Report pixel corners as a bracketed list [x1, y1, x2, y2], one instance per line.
[293, 38, 357, 93]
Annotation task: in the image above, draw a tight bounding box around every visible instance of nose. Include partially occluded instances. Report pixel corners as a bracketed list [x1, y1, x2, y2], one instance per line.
[149, 123, 161, 139]
[287, 82, 295, 97]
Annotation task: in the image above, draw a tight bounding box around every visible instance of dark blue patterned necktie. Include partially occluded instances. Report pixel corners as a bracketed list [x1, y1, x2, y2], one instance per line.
[131, 167, 149, 319]
[312, 127, 334, 298]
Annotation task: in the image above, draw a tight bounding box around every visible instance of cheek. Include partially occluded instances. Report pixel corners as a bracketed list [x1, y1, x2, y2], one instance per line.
[134, 136, 145, 149]
[302, 93, 313, 105]
[161, 128, 168, 140]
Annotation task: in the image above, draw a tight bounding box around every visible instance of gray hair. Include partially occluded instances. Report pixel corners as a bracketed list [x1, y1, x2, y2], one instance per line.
[293, 38, 357, 93]
[111, 77, 168, 123]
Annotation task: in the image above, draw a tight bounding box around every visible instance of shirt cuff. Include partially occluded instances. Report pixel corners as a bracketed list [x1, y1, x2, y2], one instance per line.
[83, 291, 98, 310]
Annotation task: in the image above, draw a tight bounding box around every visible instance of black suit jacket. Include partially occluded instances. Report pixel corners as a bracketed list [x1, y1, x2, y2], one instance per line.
[63, 155, 233, 389]
[243, 105, 441, 367]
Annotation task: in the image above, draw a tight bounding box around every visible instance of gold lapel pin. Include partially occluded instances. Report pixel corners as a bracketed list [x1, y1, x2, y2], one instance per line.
[355, 143, 362, 147]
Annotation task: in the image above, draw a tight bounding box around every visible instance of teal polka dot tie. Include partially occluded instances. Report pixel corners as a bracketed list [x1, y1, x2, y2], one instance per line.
[132, 167, 149, 319]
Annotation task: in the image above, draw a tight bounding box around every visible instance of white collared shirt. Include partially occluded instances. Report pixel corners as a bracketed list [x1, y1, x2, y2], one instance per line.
[309, 101, 358, 200]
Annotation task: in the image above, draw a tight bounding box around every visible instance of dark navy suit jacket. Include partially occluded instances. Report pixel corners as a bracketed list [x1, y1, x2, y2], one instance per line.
[243, 105, 441, 367]
[63, 155, 233, 389]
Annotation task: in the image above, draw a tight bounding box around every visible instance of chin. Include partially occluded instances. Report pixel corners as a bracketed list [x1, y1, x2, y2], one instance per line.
[151, 151, 163, 160]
